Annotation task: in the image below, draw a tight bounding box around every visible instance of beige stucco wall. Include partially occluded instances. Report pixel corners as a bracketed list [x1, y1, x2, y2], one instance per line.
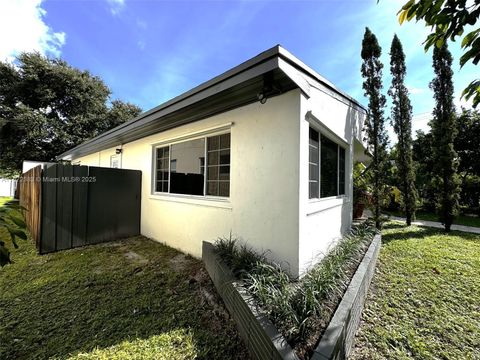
[298, 87, 366, 274]
[74, 90, 302, 275]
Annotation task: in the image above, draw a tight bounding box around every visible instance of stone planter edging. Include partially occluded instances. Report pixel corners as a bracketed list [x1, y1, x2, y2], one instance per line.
[202, 241, 299, 360]
[202, 233, 382, 360]
[311, 233, 382, 360]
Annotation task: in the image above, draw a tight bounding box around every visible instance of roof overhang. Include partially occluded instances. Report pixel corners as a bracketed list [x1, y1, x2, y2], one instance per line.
[57, 45, 366, 161]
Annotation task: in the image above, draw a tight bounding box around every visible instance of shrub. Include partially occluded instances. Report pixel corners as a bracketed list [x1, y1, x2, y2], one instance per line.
[213, 221, 377, 345]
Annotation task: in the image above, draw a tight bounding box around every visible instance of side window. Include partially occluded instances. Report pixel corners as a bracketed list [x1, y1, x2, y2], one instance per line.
[308, 127, 347, 199]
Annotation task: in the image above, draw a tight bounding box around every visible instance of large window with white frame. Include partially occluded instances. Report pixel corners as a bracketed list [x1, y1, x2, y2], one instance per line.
[154, 133, 231, 198]
[309, 127, 346, 199]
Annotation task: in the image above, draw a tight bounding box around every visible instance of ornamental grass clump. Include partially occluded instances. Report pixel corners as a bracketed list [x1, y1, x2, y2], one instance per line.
[213, 222, 377, 354]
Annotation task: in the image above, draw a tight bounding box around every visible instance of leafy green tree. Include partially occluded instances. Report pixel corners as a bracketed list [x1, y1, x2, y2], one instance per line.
[388, 35, 418, 225]
[361, 28, 390, 229]
[430, 43, 461, 232]
[0, 52, 142, 176]
[398, 0, 480, 107]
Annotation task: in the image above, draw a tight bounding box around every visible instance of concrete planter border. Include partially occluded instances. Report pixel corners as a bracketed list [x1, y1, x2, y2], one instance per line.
[202, 233, 381, 360]
[311, 233, 381, 359]
[202, 241, 299, 360]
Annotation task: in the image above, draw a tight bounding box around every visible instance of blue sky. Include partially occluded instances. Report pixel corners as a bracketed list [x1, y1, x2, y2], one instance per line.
[0, 0, 476, 140]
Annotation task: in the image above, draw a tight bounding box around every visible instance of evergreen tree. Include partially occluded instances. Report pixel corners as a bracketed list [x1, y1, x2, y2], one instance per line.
[388, 35, 418, 225]
[361, 28, 389, 229]
[429, 43, 461, 232]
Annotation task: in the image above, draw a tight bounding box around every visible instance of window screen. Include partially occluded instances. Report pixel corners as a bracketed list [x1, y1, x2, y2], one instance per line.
[309, 128, 319, 199]
[320, 135, 338, 198]
[338, 147, 345, 195]
[207, 133, 230, 197]
[155, 146, 169, 193]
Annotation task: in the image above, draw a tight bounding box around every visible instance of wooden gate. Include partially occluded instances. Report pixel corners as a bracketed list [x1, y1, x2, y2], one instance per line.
[18, 166, 42, 247]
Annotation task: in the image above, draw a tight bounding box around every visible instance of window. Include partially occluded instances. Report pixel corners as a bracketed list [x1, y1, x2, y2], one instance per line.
[309, 128, 319, 198]
[308, 127, 346, 199]
[110, 155, 120, 168]
[207, 133, 230, 197]
[155, 147, 169, 193]
[154, 133, 231, 198]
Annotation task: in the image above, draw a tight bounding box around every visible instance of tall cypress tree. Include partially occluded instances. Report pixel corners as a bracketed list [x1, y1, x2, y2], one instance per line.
[388, 35, 418, 225]
[430, 43, 460, 232]
[361, 28, 389, 229]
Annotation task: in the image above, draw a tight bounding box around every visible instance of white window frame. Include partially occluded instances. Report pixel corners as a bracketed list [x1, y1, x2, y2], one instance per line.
[151, 129, 231, 200]
[308, 124, 348, 201]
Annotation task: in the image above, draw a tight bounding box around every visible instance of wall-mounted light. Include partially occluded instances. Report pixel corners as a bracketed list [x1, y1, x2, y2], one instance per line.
[257, 72, 281, 105]
[257, 92, 267, 104]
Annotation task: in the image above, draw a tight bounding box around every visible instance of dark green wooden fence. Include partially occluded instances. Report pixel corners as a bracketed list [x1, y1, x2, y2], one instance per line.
[40, 164, 141, 254]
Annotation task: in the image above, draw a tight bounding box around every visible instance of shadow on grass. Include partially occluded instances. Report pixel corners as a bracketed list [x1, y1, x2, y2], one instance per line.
[381, 221, 439, 244]
[381, 221, 480, 245]
[0, 236, 248, 360]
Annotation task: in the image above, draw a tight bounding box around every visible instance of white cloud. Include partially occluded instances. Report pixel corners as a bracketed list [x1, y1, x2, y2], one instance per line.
[106, 0, 125, 16]
[408, 86, 425, 95]
[0, 0, 66, 62]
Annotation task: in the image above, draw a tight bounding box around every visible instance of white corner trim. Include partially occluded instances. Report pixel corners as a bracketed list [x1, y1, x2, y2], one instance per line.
[278, 58, 311, 97]
[306, 111, 349, 146]
[149, 122, 233, 147]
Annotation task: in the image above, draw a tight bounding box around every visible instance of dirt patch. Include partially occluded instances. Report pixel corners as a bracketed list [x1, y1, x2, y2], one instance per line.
[123, 251, 149, 264]
[169, 253, 191, 272]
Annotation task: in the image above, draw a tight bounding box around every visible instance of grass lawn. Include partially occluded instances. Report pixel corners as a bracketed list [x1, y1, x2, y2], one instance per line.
[0, 196, 12, 206]
[0, 215, 248, 359]
[351, 221, 480, 359]
[386, 209, 480, 228]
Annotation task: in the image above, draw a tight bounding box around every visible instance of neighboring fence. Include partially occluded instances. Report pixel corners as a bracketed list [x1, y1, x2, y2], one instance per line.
[19, 164, 142, 254]
[18, 166, 42, 246]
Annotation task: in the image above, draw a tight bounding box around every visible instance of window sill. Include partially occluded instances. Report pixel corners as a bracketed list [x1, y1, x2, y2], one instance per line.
[149, 193, 232, 210]
[307, 195, 350, 216]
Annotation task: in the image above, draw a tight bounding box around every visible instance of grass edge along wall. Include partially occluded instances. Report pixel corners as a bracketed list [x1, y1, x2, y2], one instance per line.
[64, 46, 367, 277]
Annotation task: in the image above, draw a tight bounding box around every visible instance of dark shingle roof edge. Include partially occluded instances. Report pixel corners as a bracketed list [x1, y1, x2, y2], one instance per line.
[57, 45, 366, 160]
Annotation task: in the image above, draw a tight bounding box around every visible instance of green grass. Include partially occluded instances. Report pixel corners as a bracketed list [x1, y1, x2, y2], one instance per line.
[386, 209, 480, 228]
[0, 196, 12, 206]
[0, 223, 248, 359]
[351, 221, 480, 359]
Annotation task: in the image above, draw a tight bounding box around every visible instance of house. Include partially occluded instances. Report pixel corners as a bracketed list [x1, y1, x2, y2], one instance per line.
[57, 45, 368, 277]
[0, 178, 16, 197]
